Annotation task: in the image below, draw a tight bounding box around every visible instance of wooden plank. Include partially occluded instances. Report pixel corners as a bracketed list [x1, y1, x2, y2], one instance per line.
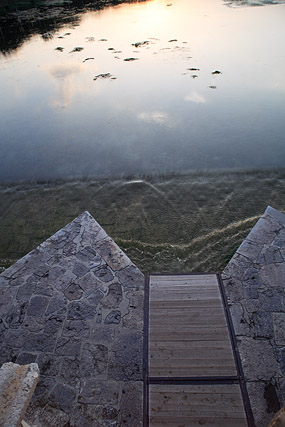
[150, 291, 222, 300]
[149, 358, 236, 368]
[149, 418, 246, 427]
[150, 292, 221, 301]
[149, 347, 234, 359]
[149, 368, 237, 377]
[150, 384, 242, 393]
[150, 275, 217, 282]
[150, 312, 226, 321]
[149, 282, 219, 290]
[150, 288, 221, 296]
[149, 283, 219, 290]
[150, 340, 233, 351]
[150, 318, 227, 328]
[150, 300, 223, 309]
[150, 390, 242, 402]
[149, 331, 230, 341]
[149, 325, 228, 333]
[149, 384, 247, 426]
[150, 310, 226, 318]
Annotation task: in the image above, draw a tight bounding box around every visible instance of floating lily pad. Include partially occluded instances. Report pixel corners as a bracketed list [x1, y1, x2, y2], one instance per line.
[70, 47, 84, 52]
[93, 73, 113, 81]
[212, 70, 222, 74]
[124, 57, 139, 62]
[168, 39, 178, 42]
[55, 47, 64, 52]
[209, 85, 217, 89]
[131, 41, 149, 48]
[187, 67, 200, 71]
[83, 57, 94, 63]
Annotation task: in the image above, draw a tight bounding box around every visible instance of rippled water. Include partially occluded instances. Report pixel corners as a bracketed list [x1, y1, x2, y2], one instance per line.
[0, 0, 285, 182]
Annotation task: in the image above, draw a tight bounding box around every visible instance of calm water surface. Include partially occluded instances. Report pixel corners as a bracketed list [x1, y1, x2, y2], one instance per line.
[0, 0, 285, 181]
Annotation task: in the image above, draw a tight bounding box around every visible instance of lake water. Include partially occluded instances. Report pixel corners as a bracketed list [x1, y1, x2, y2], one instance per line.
[0, 0, 285, 182]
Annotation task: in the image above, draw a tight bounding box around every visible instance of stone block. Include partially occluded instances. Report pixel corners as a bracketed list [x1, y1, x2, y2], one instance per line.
[93, 266, 114, 283]
[273, 313, 285, 345]
[62, 319, 90, 338]
[108, 332, 143, 381]
[260, 263, 285, 290]
[16, 281, 36, 303]
[37, 353, 61, 377]
[116, 265, 145, 291]
[55, 336, 82, 357]
[78, 379, 119, 405]
[104, 310, 121, 324]
[229, 303, 251, 336]
[4, 329, 28, 348]
[237, 337, 280, 381]
[96, 238, 132, 271]
[23, 317, 45, 333]
[0, 287, 16, 317]
[80, 342, 108, 377]
[0, 362, 39, 427]
[67, 301, 96, 320]
[23, 333, 56, 353]
[26, 296, 49, 317]
[72, 262, 89, 278]
[49, 383, 76, 412]
[5, 303, 27, 329]
[223, 253, 252, 282]
[101, 283, 122, 309]
[64, 283, 83, 301]
[222, 276, 243, 302]
[247, 381, 280, 427]
[257, 245, 284, 265]
[237, 240, 262, 263]
[45, 296, 67, 317]
[120, 381, 143, 426]
[59, 358, 81, 387]
[16, 353, 37, 365]
[252, 312, 274, 338]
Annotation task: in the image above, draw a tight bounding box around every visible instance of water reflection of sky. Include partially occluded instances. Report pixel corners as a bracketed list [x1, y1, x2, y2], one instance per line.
[0, 0, 285, 181]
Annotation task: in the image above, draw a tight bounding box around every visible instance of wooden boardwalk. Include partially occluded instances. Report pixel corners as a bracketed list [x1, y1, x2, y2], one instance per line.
[144, 274, 253, 426]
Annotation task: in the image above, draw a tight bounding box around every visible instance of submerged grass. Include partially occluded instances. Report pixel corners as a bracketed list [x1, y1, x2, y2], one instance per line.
[1, 168, 285, 273]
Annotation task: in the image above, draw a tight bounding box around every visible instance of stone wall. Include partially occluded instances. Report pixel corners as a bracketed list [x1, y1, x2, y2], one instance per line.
[222, 206, 285, 426]
[0, 211, 144, 426]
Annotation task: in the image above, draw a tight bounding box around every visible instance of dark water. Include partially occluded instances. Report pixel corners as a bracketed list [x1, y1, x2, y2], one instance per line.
[0, 0, 285, 182]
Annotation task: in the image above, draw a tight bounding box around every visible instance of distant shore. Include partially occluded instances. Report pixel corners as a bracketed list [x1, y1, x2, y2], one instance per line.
[1, 167, 285, 273]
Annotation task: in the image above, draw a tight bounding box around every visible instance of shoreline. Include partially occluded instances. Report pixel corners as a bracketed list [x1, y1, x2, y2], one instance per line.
[1, 167, 285, 273]
[1, 166, 285, 188]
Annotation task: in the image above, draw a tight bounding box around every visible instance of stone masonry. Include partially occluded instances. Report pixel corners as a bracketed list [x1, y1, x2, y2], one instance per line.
[0, 211, 145, 426]
[222, 206, 285, 426]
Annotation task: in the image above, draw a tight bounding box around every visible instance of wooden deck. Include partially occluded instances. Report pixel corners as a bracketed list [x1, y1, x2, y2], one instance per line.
[144, 274, 251, 426]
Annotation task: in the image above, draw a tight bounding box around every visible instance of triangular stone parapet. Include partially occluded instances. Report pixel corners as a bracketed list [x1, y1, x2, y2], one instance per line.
[0, 211, 144, 426]
[222, 206, 285, 427]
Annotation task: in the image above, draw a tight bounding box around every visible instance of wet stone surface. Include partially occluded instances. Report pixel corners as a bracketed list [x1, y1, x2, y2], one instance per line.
[0, 211, 144, 426]
[222, 206, 285, 426]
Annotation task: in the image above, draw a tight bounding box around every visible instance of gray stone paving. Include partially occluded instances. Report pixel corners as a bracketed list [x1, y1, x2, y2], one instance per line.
[223, 206, 285, 426]
[0, 211, 144, 426]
